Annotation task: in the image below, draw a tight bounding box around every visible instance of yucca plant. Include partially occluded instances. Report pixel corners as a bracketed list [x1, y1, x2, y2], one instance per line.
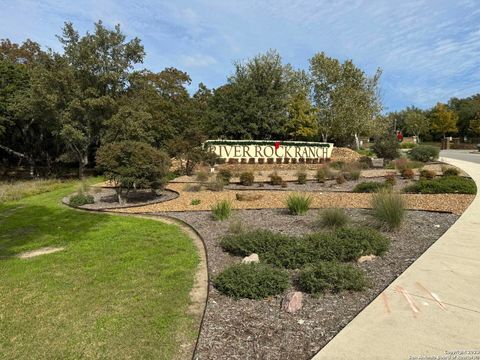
[286, 193, 312, 215]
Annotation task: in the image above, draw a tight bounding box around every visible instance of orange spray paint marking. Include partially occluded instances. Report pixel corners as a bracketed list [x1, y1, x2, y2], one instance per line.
[381, 292, 391, 313]
[396, 285, 420, 315]
[416, 282, 447, 310]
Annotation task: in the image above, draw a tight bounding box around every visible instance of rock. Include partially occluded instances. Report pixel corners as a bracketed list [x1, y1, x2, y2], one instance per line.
[357, 254, 377, 263]
[242, 253, 259, 264]
[236, 193, 263, 201]
[282, 291, 304, 313]
[371, 158, 384, 168]
[297, 319, 305, 325]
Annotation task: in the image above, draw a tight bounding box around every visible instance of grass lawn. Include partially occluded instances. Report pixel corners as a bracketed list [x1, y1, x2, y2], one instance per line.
[0, 179, 199, 360]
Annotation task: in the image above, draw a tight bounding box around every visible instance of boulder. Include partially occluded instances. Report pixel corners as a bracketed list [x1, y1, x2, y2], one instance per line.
[242, 253, 259, 264]
[282, 291, 304, 313]
[357, 254, 377, 263]
[236, 193, 263, 201]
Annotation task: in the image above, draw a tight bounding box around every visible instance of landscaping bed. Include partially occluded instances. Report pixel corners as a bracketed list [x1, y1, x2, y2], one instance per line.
[154, 208, 459, 360]
[62, 187, 178, 210]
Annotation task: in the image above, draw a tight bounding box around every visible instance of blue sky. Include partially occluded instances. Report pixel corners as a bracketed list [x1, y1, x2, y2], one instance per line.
[1, 0, 479, 111]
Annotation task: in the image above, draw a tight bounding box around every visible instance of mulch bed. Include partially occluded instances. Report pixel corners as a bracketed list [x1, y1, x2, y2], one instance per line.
[63, 188, 178, 210]
[154, 208, 458, 360]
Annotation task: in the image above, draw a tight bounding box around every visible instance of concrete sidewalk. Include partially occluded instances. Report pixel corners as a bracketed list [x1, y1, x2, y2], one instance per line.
[313, 156, 480, 360]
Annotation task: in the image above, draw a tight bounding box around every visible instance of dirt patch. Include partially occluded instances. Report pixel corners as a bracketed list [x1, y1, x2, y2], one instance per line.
[155, 208, 458, 360]
[17, 246, 65, 259]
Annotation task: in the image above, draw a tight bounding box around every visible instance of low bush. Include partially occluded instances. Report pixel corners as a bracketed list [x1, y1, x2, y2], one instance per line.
[353, 181, 391, 193]
[220, 227, 390, 268]
[335, 174, 346, 184]
[297, 171, 308, 184]
[401, 168, 415, 179]
[239, 171, 255, 186]
[329, 161, 345, 170]
[217, 169, 232, 185]
[213, 263, 289, 300]
[419, 169, 436, 180]
[195, 170, 209, 183]
[206, 178, 225, 191]
[442, 167, 459, 176]
[281, 181, 288, 188]
[371, 189, 405, 231]
[404, 176, 476, 194]
[211, 200, 232, 220]
[191, 199, 201, 205]
[384, 173, 396, 186]
[69, 193, 94, 207]
[317, 208, 349, 228]
[316, 167, 333, 183]
[286, 193, 312, 215]
[298, 261, 367, 294]
[184, 184, 202, 192]
[228, 220, 245, 234]
[342, 169, 361, 181]
[358, 156, 372, 169]
[408, 145, 439, 162]
[400, 142, 417, 149]
[269, 172, 283, 185]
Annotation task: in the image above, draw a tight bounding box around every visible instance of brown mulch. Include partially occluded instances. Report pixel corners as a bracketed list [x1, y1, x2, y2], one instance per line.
[153, 208, 459, 360]
[113, 182, 474, 215]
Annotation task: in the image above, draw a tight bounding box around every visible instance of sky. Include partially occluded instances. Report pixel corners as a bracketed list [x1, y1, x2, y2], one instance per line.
[0, 0, 479, 112]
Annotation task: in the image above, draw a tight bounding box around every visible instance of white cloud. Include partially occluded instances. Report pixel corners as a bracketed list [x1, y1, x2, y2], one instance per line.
[180, 54, 217, 67]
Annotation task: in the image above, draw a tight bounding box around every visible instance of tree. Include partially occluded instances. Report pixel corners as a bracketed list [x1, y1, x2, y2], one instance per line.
[283, 91, 318, 140]
[205, 50, 303, 140]
[309, 52, 382, 147]
[54, 21, 145, 178]
[429, 103, 458, 139]
[448, 94, 480, 137]
[469, 112, 480, 137]
[403, 106, 429, 141]
[96, 141, 170, 204]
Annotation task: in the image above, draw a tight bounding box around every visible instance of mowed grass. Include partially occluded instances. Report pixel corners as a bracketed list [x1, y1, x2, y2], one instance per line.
[0, 180, 199, 360]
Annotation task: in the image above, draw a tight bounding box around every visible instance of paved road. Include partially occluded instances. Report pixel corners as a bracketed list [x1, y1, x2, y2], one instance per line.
[441, 149, 480, 164]
[313, 152, 480, 360]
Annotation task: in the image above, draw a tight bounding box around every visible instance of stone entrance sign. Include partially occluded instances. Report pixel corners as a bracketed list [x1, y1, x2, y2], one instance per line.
[204, 140, 334, 164]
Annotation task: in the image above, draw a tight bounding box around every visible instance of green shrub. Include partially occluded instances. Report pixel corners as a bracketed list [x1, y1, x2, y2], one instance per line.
[400, 142, 417, 149]
[297, 171, 308, 184]
[286, 193, 312, 215]
[317, 208, 349, 228]
[269, 171, 283, 185]
[372, 133, 399, 160]
[298, 261, 367, 294]
[419, 169, 436, 180]
[191, 199, 201, 205]
[371, 189, 405, 231]
[195, 170, 209, 183]
[211, 200, 232, 220]
[213, 263, 289, 300]
[353, 181, 391, 193]
[221, 227, 389, 269]
[316, 167, 332, 182]
[334, 226, 390, 256]
[228, 220, 245, 234]
[329, 161, 344, 170]
[442, 167, 459, 176]
[239, 171, 255, 186]
[206, 178, 225, 191]
[404, 176, 476, 194]
[401, 168, 415, 179]
[358, 156, 372, 169]
[408, 145, 439, 162]
[69, 193, 94, 207]
[217, 169, 232, 185]
[281, 181, 288, 188]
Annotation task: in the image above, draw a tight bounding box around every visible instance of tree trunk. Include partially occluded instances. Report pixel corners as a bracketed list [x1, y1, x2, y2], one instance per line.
[78, 153, 88, 179]
[354, 133, 361, 150]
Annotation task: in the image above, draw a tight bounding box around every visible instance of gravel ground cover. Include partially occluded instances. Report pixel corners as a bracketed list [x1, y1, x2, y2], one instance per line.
[113, 182, 474, 214]
[153, 208, 459, 360]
